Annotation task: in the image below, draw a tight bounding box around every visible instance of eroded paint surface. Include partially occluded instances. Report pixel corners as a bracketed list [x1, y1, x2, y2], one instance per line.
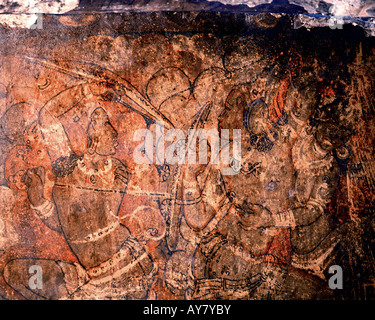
[0, 3, 374, 300]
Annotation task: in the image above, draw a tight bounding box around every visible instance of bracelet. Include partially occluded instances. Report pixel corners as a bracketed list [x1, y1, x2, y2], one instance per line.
[31, 200, 55, 219]
[175, 196, 203, 206]
[273, 209, 296, 228]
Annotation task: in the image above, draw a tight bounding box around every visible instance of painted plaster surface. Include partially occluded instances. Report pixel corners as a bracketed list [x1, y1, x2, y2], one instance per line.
[0, 1, 374, 300]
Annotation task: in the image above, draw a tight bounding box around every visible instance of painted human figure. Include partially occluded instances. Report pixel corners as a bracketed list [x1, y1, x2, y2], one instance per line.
[4, 83, 157, 299]
[189, 82, 302, 299]
[172, 74, 347, 299]
[164, 74, 295, 298]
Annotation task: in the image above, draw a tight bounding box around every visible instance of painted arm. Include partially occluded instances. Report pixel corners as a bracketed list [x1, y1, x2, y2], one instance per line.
[274, 158, 340, 228]
[22, 167, 62, 233]
[178, 165, 227, 232]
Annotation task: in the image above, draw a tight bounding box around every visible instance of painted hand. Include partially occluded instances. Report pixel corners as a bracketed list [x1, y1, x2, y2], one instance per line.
[236, 201, 274, 229]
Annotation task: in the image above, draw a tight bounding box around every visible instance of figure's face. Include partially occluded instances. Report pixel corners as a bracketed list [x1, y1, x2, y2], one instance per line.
[247, 100, 270, 135]
[218, 96, 245, 133]
[88, 108, 118, 156]
[288, 86, 314, 125]
[95, 120, 118, 156]
[313, 98, 352, 152]
[24, 122, 42, 148]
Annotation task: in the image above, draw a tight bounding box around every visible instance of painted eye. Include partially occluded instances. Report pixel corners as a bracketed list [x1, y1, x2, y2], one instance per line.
[252, 89, 258, 95]
[336, 145, 351, 160]
[294, 110, 301, 116]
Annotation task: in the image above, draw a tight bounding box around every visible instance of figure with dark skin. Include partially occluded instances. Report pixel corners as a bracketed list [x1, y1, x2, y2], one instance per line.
[171, 75, 351, 299]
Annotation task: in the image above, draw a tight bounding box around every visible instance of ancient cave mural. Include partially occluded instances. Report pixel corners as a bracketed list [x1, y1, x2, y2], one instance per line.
[0, 9, 374, 300]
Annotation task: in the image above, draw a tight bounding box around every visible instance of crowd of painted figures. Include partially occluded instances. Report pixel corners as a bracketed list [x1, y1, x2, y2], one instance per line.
[0, 28, 374, 300]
